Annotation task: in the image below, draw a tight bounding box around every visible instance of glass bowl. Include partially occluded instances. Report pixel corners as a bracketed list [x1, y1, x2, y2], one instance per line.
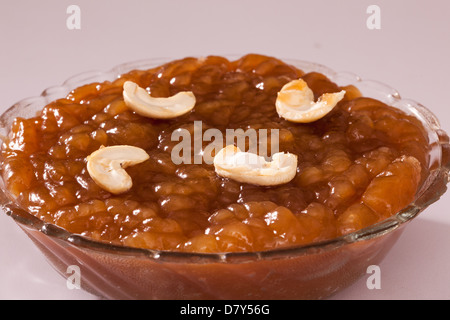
[0, 57, 449, 300]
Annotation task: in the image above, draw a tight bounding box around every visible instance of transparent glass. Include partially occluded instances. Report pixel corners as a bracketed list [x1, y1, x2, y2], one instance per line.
[0, 57, 448, 300]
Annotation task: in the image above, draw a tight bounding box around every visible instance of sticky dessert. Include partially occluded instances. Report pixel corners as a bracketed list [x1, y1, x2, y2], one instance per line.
[0, 54, 430, 253]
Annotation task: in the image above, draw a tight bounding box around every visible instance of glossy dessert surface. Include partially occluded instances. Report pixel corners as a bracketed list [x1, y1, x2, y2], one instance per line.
[0, 54, 431, 253]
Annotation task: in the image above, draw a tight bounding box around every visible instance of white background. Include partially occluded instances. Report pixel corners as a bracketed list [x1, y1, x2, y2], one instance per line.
[0, 0, 449, 299]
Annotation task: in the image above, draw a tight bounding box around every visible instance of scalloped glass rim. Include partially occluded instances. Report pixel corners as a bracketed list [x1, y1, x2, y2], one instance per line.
[1, 55, 449, 264]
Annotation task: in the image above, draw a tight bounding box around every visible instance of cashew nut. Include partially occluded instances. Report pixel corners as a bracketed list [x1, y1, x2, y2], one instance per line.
[213, 145, 298, 186]
[86, 145, 149, 194]
[123, 81, 196, 119]
[276, 78, 346, 123]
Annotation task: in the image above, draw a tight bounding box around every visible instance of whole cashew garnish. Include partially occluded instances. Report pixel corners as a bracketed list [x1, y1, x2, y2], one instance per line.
[213, 145, 298, 186]
[276, 78, 346, 123]
[123, 81, 196, 119]
[86, 145, 149, 194]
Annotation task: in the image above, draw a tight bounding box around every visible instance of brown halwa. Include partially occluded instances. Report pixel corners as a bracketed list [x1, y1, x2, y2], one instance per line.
[0, 54, 429, 253]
